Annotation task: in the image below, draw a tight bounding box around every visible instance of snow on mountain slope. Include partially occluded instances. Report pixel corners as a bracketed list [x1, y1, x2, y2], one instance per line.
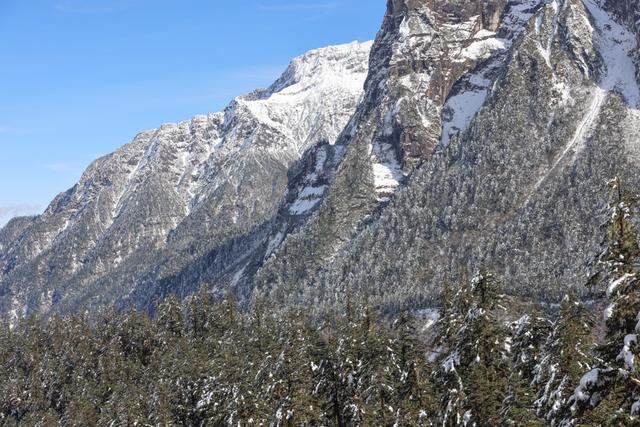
[525, 0, 640, 203]
[238, 42, 372, 154]
[4, 0, 640, 323]
[583, 0, 640, 108]
[254, 0, 548, 303]
[0, 41, 372, 320]
[441, 0, 543, 146]
[254, 0, 640, 315]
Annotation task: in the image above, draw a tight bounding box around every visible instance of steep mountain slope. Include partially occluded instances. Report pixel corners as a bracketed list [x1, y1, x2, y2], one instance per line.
[254, 0, 538, 299]
[2, 0, 640, 322]
[255, 0, 540, 301]
[255, 0, 640, 313]
[0, 41, 372, 321]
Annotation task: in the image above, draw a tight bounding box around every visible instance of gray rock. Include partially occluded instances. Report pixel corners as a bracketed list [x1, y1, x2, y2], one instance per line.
[0, 41, 372, 321]
[255, 0, 640, 314]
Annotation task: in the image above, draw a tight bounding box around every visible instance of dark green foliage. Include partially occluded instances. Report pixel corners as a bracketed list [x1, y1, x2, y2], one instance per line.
[562, 177, 640, 425]
[433, 271, 510, 426]
[501, 314, 552, 427]
[532, 294, 595, 426]
[5, 179, 640, 425]
[0, 294, 439, 426]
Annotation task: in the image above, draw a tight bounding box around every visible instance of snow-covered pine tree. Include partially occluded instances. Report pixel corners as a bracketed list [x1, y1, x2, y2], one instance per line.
[434, 270, 509, 426]
[156, 295, 185, 339]
[532, 294, 594, 425]
[250, 307, 314, 425]
[309, 320, 346, 426]
[388, 311, 438, 425]
[564, 177, 640, 425]
[433, 274, 472, 354]
[501, 313, 552, 426]
[185, 286, 213, 339]
[339, 300, 372, 425]
[356, 305, 392, 426]
[281, 311, 321, 424]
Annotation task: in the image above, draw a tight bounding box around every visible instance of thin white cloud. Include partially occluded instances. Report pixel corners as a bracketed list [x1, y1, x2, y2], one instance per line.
[54, 0, 136, 14]
[257, 1, 339, 11]
[0, 204, 41, 227]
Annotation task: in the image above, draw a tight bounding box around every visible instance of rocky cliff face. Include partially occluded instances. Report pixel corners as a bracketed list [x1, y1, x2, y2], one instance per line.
[255, 0, 640, 312]
[254, 0, 546, 303]
[0, 41, 372, 322]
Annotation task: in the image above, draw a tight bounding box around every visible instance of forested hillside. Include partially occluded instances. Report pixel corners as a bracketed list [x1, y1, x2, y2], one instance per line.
[2, 179, 640, 426]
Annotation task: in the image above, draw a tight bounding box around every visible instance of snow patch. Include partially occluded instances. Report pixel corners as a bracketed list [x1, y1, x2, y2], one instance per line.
[371, 142, 403, 201]
[441, 88, 489, 145]
[604, 302, 615, 320]
[289, 197, 322, 215]
[454, 38, 508, 62]
[265, 231, 285, 259]
[373, 164, 401, 196]
[415, 308, 440, 332]
[8, 296, 25, 330]
[572, 368, 599, 402]
[617, 333, 637, 370]
[607, 273, 635, 297]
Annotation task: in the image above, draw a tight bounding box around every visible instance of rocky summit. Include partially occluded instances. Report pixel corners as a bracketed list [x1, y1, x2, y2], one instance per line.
[2, 0, 640, 323]
[0, 41, 372, 323]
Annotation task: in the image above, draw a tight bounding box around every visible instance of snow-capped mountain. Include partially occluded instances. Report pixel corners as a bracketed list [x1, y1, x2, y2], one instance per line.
[0, 41, 372, 321]
[2, 0, 640, 322]
[254, 0, 640, 312]
[254, 0, 542, 297]
[5, 1, 640, 424]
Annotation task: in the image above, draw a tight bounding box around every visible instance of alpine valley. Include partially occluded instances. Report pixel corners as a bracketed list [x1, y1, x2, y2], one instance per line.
[3, 0, 640, 425]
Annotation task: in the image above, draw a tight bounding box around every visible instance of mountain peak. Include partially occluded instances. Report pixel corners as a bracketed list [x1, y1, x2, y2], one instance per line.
[249, 40, 373, 99]
[0, 41, 373, 320]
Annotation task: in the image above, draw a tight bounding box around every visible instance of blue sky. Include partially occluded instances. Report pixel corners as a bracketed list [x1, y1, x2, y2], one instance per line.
[0, 0, 384, 226]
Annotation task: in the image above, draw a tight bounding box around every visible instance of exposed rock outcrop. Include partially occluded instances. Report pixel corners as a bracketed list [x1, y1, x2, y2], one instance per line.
[256, 0, 640, 313]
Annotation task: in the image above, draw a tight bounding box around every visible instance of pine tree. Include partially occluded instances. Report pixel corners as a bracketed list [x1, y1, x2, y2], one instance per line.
[531, 294, 594, 426]
[434, 271, 509, 426]
[281, 311, 322, 425]
[358, 304, 393, 426]
[252, 307, 317, 425]
[501, 313, 551, 426]
[212, 297, 258, 425]
[436, 273, 472, 351]
[388, 311, 437, 425]
[309, 320, 346, 426]
[566, 177, 640, 425]
[156, 295, 185, 339]
[186, 286, 213, 339]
